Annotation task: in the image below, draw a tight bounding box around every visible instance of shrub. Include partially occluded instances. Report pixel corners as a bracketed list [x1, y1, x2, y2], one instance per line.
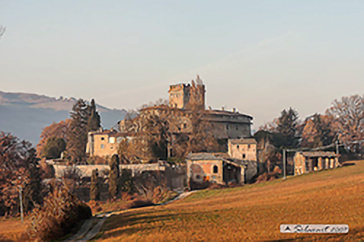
[134, 171, 175, 204]
[25, 187, 92, 241]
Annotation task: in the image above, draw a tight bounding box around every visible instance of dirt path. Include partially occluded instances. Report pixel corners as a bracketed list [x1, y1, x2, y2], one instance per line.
[63, 191, 195, 242]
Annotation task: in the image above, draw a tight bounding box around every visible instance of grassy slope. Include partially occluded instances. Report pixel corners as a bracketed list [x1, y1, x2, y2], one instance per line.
[98, 160, 364, 241]
[0, 217, 28, 241]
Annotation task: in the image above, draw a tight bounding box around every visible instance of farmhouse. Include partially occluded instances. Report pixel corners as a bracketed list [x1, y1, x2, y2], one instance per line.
[86, 128, 126, 158]
[186, 151, 257, 189]
[228, 138, 257, 161]
[294, 151, 340, 175]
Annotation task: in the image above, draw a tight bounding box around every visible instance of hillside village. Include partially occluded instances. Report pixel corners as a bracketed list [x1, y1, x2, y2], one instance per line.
[46, 75, 346, 195]
[0, 76, 362, 241]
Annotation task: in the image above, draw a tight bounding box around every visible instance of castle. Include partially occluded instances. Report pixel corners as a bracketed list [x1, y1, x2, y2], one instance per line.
[88, 76, 254, 159]
[168, 75, 205, 110]
[165, 76, 253, 140]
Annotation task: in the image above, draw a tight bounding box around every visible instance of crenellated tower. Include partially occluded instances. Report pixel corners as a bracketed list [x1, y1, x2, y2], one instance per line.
[168, 75, 205, 110]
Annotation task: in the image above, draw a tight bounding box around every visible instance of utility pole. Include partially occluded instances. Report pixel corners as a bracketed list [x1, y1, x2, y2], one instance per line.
[283, 149, 286, 180]
[18, 177, 24, 223]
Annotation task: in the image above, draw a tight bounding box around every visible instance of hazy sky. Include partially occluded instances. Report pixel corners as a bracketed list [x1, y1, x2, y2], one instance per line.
[1, 1, 364, 129]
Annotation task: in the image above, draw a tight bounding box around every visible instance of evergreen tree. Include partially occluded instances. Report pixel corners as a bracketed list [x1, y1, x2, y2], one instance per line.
[86, 99, 101, 133]
[109, 154, 120, 199]
[276, 108, 299, 149]
[66, 99, 89, 164]
[90, 169, 100, 201]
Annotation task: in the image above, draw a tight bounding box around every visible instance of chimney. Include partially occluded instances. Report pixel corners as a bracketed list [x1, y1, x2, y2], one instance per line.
[208, 106, 212, 110]
[222, 106, 225, 111]
[233, 108, 236, 113]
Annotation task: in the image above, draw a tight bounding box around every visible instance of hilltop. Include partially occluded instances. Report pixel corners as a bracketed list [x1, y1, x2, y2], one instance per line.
[97, 160, 364, 241]
[0, 91, 127, 145]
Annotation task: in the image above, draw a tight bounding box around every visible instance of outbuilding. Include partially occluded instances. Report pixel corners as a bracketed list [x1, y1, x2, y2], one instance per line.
[186, 153, 257, 189]
[294, 151, 339, 175]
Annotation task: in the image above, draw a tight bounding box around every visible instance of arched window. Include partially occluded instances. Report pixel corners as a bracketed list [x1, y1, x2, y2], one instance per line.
[213, 165, 218, 173]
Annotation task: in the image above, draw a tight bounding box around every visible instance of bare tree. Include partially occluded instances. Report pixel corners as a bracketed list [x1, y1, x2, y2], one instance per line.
[327, 94, 364, 152]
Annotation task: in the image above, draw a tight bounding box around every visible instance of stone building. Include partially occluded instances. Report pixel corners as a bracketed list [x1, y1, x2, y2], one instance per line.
[186, 152, 257, 189]
[228, 138, 257, 161]
[293, 151, 339, 175]
[119, 76, 253, 142]
[168, 75, 205, 110]
[86, 128, 126, 158]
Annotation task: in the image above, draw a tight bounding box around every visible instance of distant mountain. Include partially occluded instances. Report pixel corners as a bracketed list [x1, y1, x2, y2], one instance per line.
[0, 91, 127, 146]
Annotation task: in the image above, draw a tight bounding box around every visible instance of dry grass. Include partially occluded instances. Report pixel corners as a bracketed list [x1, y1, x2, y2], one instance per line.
[98, 160, 364, 241]
[0, 217, 28, 241]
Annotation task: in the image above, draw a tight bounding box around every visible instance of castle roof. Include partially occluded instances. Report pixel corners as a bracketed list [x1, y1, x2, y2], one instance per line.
[296, 151, 338, 158]
[204, 109, 253, 119]
[229, 138, 257, 145]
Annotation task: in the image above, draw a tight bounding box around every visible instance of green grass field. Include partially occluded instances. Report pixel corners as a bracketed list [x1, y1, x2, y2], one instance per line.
[97, 160, 364, 241]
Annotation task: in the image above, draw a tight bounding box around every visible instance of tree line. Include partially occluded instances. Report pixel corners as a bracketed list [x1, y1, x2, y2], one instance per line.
[37, 99, 101, 163]
[255, 94, 364, 172]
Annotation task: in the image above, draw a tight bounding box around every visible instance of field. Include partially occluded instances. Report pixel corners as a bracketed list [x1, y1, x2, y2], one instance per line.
[98, 160, 364, 241]
[0, 217, 27, 242]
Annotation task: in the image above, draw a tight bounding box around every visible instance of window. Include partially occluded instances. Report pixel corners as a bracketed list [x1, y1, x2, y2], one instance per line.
[213, 165, 218, 173]
[101, 144, 105, 149]
[226, 124, 229, 130]
[248, 144, 251, 149]
[110, 146, 113, 149]
[236, 126, 238, 130]
[237, 145, 239, 149]
[242, 154, 246, 159]
[109, 137, 115, 143]
[101, 137, 105, 141]
[183, 123, 187, 129]
[196, 175, 201, 179]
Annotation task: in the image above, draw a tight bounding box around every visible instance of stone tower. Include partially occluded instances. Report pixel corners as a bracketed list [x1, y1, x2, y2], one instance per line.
[168, 75, 205, 110]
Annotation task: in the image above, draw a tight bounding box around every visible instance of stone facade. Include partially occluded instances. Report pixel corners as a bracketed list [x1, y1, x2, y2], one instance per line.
[168, 75, 205, 110]
[294, 151, 340, 175]
[228, 138, 257, 161]
[186, 152, 258, 189]
[117, 76, 254, 158]
[186, 153, 244, 186]
[86, 129, 126, 158]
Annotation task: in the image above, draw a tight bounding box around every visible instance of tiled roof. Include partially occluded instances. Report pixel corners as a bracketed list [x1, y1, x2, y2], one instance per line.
[186, 152, 230, 160]
[203, 109, 253, 119]
[229, 138, 257, 145]
[298, 151, 337, 158]
[186, 152, 257, 167]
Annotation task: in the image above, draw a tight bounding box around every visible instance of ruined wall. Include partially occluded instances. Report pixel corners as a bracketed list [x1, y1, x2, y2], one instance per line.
[168, 82, 205, 110]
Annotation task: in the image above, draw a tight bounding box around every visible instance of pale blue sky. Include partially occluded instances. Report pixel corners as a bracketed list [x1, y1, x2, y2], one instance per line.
[1, 1, 364, 128]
